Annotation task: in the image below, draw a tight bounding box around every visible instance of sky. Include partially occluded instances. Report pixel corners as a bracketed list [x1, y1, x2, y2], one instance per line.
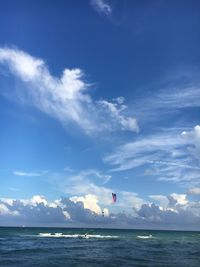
[0, 0, 200, 230]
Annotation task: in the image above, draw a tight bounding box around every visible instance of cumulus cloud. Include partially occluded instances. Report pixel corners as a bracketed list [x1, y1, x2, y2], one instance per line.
[136, 193, 200, 229]
[90, 0, 112, 16]
[188, 187, 200, 195]
[0, 196, 93, 226]
[21, 195, 48, 206]
[149, 195, 169, 208]
[137, 203, 196, 227]
[58, 169, 113, 206]
[104, 126, 200, 185]
[70, 194, 103, 215]
[169, 193, 188, 206]
[119, 191, 145, 211]
[0, 197, 67, 226]
[0, 47, 138, 134]
[149, 193, 188, 210]
[0, 193, 200, 230]
[0, 195, 112, 227]
[0, 203, 19, 216]
[57, 169, 145, 213]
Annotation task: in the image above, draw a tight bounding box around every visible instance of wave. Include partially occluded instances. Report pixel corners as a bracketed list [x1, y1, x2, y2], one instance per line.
[137, 234, 153, 239]
[38, 233, 118, 239]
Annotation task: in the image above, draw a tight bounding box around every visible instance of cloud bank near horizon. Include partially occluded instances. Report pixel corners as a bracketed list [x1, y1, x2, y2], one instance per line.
[0, 193, 200, 230]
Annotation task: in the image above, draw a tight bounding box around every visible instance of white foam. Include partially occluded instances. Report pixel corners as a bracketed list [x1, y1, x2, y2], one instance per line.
[38, 233, 118, 239]
[39, 233, 52, 237]
[137, 234, 153, 239]
[86, 234, 118, 239]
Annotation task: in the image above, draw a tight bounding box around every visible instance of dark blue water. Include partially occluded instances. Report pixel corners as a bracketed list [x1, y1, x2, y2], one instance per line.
[0, 227, 199, 266]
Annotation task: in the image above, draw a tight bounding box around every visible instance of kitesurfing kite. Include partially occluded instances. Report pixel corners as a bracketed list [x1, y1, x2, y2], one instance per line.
[112, 193, 117, 203]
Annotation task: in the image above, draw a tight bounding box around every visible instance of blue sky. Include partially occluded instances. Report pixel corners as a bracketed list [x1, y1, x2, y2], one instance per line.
[0, 0, 200, 229]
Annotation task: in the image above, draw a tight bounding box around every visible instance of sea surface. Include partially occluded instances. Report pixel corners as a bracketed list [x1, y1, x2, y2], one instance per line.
[0, 227, 199, 267]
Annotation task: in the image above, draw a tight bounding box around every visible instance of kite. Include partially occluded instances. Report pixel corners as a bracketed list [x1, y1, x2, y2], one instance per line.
[112, 193, 117, 203]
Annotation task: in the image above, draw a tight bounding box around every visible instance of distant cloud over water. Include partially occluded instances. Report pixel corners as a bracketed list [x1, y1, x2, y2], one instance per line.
[0, 193, 200, 230]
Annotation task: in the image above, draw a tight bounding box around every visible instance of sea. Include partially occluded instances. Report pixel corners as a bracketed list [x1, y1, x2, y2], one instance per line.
[0, 227, 199, 267]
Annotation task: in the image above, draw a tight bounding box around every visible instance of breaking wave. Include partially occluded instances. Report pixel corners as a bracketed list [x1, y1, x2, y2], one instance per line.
[38, 233, 118, 239]
[137, 234, 153, 239]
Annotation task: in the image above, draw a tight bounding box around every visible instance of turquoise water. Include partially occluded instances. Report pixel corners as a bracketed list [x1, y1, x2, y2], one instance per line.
[0, 227, 199, 266]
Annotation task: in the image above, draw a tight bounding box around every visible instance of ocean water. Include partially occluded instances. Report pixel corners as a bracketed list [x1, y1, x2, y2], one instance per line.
[0, 227, 199, 267]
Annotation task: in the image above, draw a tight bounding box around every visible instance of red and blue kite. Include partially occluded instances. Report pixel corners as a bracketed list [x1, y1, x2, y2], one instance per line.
[112, 193, 117, 203]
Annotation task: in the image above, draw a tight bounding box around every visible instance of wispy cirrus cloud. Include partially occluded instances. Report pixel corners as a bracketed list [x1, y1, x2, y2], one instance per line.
[98, 98, 139, 132]
[90, 0, 112, 16]
[104, 125, 200, 186]
[104, 131, 185, 171]
[132, 85, 200, 124]
[151, 86, 200, 109]
[182, 125, 200, 162]
[0, 47, 138, 135]
[13, 171, 44, 177]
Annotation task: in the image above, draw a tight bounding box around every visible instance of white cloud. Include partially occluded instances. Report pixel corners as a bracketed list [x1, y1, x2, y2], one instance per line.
[137, 193, 200, 228]
[28, 195, 48, 206]
[0, 48, 43, 81]
[98, 99, 139, 132]
[63, 172, 113, 206]
[55, 169, 145, 215]
[104, 131, 184, 172]
[149, 193, 188, 210]
[0, 47, 138, 134]
[0, 203, 19, 216]
[137, 202, 200, 228]
[155, 87, 200, 109]
[0, 198, 14, 206]
[104, 127, 200, 185]
[188, 187, 200, 195]
[90, 0, 112, 16]
[0, 194, 107, 226]
[0, 196, 69, 225]
[149, 195, 169, 208]
[181, 125, 200, 162]
[170, 193, 188, 206]
[13, 171, 43, 177]
[0, 194, 200, 230]
[70, 194, 102, 214]
[132, 86, 200, 123]
[67, 169, 112, 186]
